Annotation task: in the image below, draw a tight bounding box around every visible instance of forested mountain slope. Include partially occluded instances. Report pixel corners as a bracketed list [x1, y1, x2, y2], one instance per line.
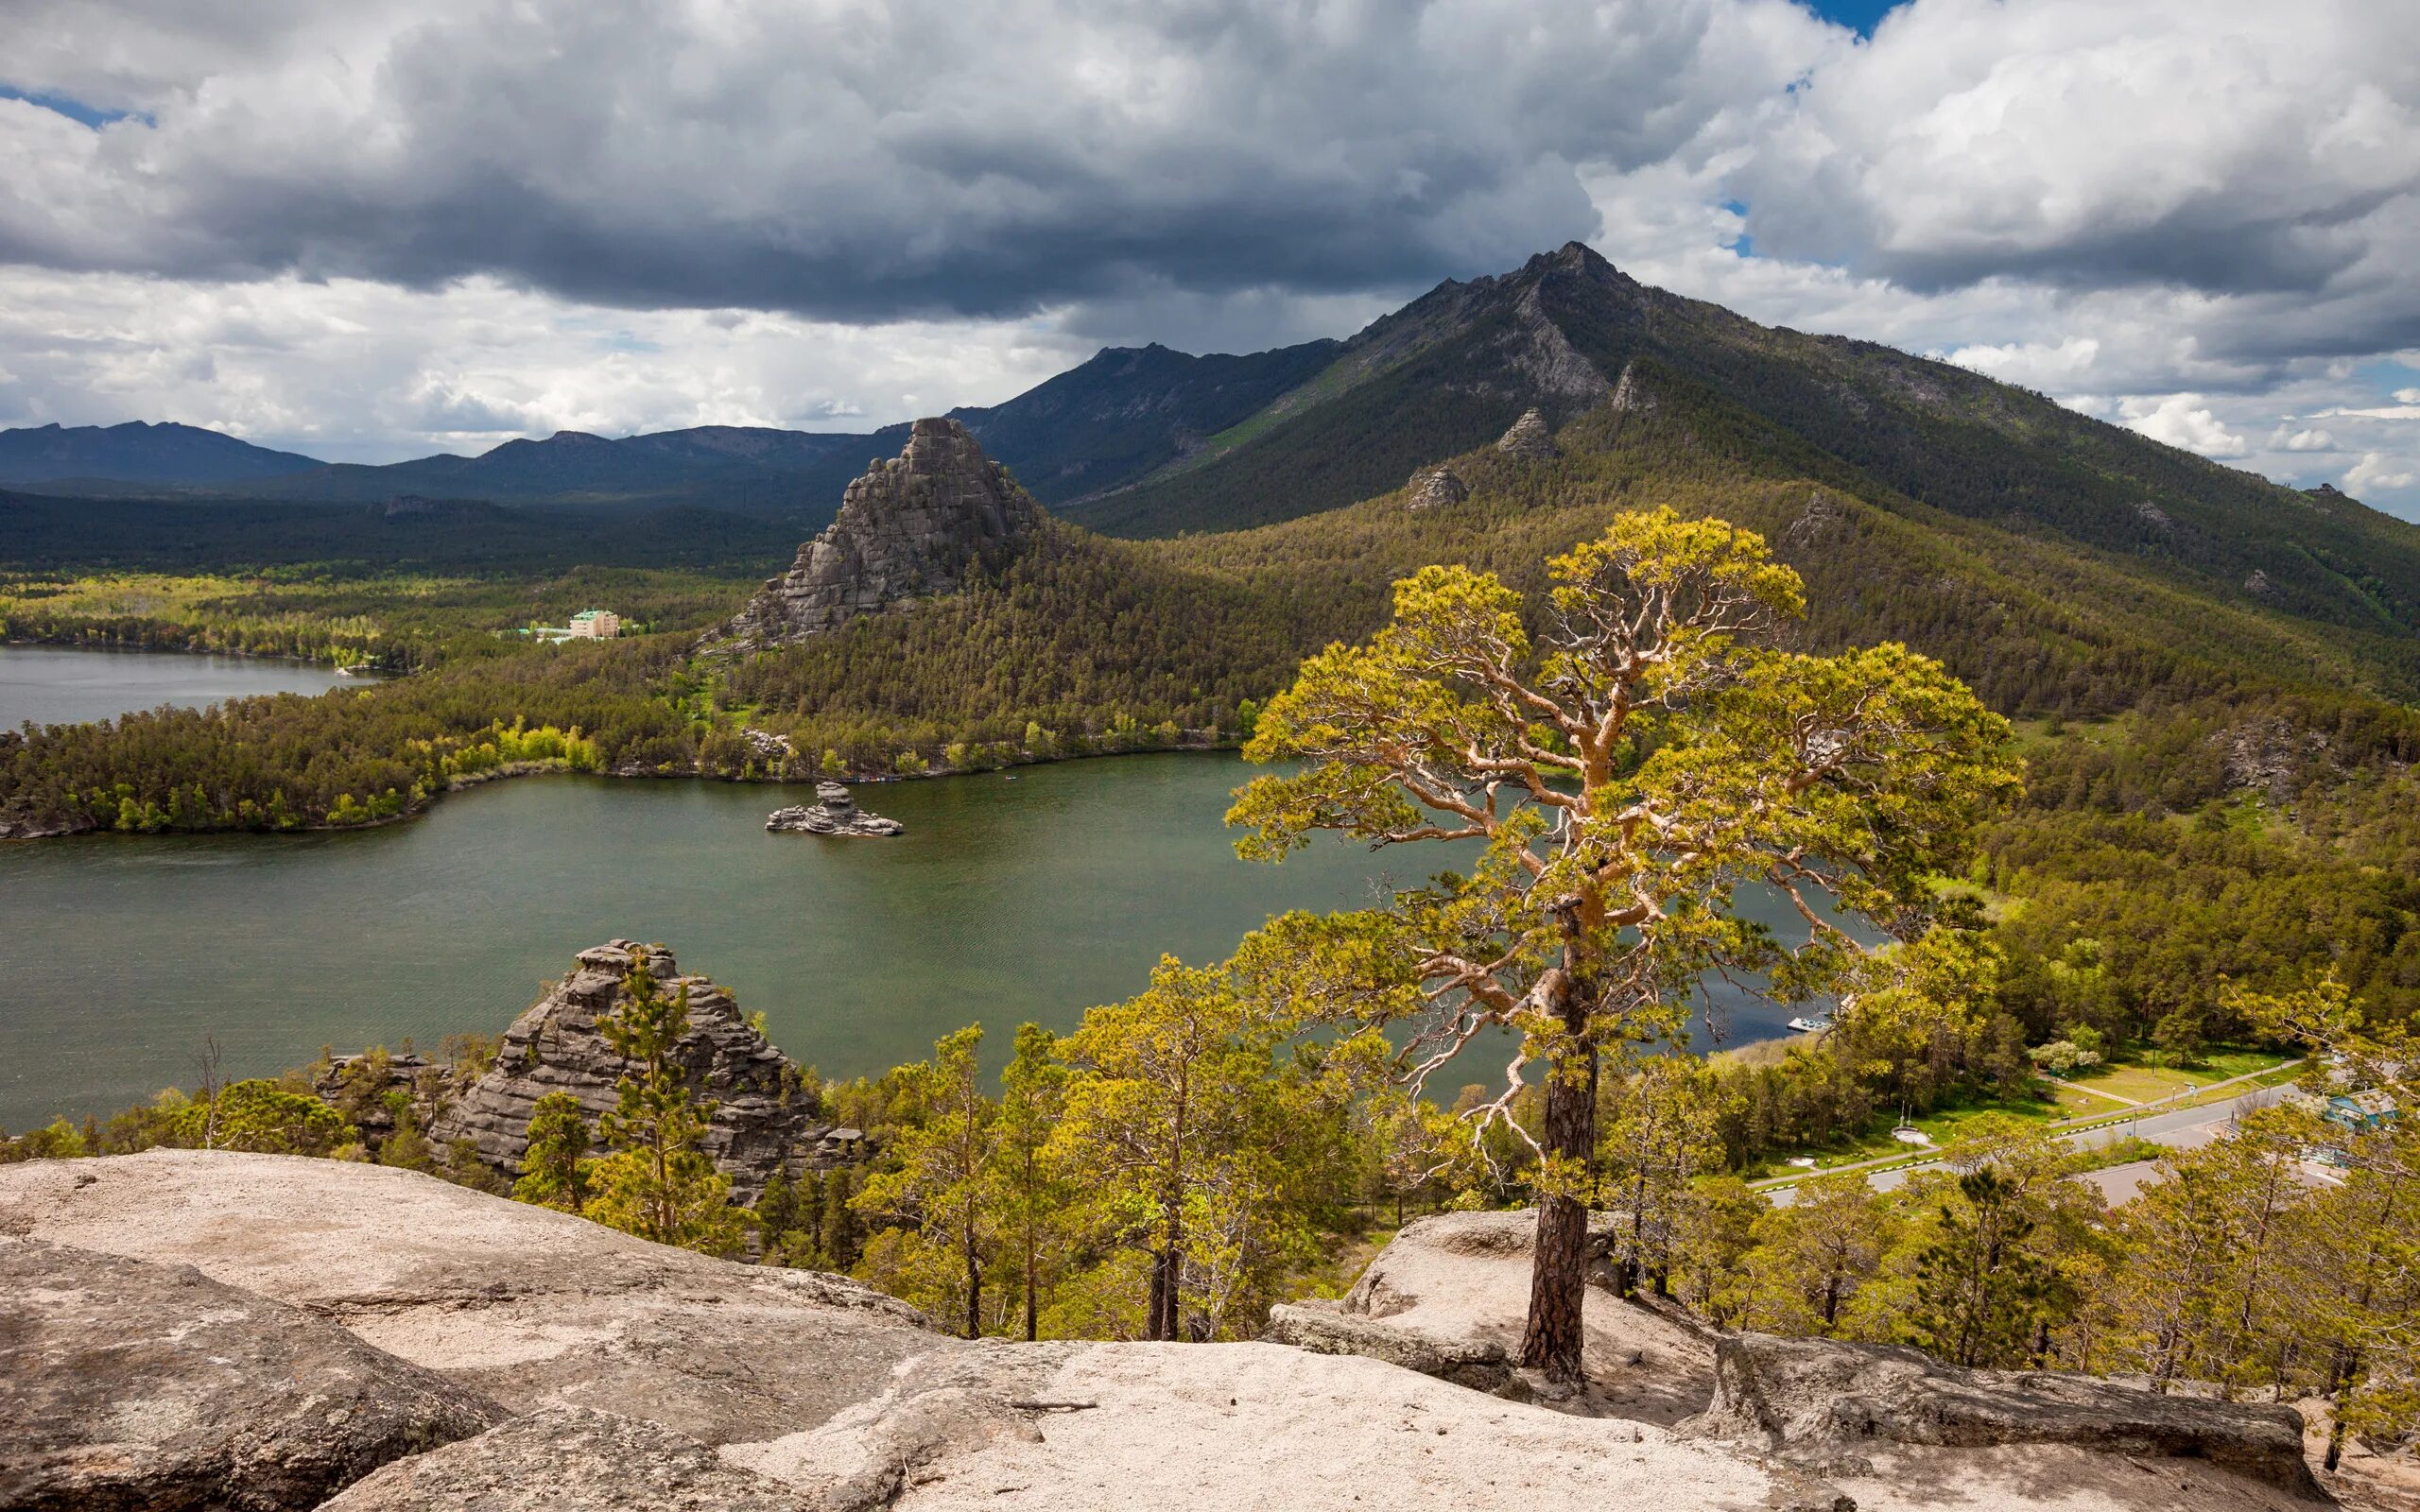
[1064, 246, 2420, 685]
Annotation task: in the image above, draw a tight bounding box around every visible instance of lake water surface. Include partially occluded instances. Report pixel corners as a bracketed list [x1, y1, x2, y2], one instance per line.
[0, 652, 1818, 1132]
[2, 644, 355, 730]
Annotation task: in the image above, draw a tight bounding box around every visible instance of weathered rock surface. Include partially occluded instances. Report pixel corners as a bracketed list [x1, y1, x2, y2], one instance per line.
[0, 1152, 935, 1449]
[1263, 1299, 1522, 1397]
[1404, 465, 1469, 510]
[1687, 1332, 2323, 1496]
[320, 1407, 810, 1512]
[0, 1235, 506, 1511]
[1321, 1209, 1717, 1426]
[767, 782, 904, 837]
[1495, 405, 1558, 459]
[428, 939, 840, 1202]
[716, 417, 1040, 647]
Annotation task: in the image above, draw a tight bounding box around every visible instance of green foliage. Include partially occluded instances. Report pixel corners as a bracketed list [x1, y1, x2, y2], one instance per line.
[580, 954, 748, 1257]
[513, 1091, 594, 1212]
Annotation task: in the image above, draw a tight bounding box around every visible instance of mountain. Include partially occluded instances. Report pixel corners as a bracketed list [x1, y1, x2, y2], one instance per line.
[718, 243, 2420, 767]
[947, 339, 1339, 503]
[0, 421, 324, 487]
[21, 341, 1337, 523]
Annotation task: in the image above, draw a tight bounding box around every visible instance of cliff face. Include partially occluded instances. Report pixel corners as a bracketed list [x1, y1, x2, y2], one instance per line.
[428, 939, 848, 1203]
[716, 416, 1041, 648]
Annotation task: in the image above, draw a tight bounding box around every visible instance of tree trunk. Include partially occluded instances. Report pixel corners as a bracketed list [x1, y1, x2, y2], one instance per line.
[1519, 1023, 1598, 1383]
[1146, 1248, 1169, 1342]
[1024, 1226, 1039, 1343]
[964, 1218, 981, 1340]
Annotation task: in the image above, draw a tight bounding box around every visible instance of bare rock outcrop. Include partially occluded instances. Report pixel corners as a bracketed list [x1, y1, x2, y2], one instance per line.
[428, 940, 837, 1203]
[767, 782, 904, 837]
[0, 1154, 1806, 1512]
[0, 1235, 506, 1511]
[1495, 406, 1558, 459]
[0, 1151, 934, 1449]
[1608, 357, 1658, 418]
[1686, 1332, 2322, 1496]
[1405, 464, 1470, 510]
[1263, 1298, 1523, 1397]
[1318, 1209, 1718, 1427]
[319, 1407, 810, 1512]
[716, 418, 1040, 648]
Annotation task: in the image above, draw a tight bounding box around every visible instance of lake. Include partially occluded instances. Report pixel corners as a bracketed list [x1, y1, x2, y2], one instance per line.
[1, 644, 356, 730]
[0, 653, 1821, 1133]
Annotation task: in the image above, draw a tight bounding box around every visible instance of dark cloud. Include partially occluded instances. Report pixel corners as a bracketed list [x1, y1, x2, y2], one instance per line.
[0, 0, 1825, 320]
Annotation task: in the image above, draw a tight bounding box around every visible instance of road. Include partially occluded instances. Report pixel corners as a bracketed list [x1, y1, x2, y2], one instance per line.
[1756, 1062, 2299, 1206]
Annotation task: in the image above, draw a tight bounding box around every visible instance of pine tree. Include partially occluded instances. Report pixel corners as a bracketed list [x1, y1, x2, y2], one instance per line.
[580, 953, 748, 1256]
[1903, 1169, 2059, 1368]
[1230, 510, 2016, 1379]
[851, 1026, 1000, 1338]
[999, 1022, 1073, 1341]
[513, 1091, 593, 1212]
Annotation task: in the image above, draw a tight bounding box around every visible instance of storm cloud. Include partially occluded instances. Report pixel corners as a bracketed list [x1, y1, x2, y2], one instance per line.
[2, 0, 2416, 512]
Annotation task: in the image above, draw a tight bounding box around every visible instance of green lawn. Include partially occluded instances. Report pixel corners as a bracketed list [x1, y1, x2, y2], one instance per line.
[1741, 1087, 2064, 1179]
[2053, 1046, 2293, 1107]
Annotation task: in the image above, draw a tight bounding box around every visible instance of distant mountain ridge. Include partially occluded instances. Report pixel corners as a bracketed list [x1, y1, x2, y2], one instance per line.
[2, 340, 1340, 525]
[0, 421, 324, 487]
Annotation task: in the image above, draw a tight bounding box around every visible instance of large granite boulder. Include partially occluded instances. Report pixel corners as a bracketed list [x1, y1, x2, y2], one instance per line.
[318, 1407, 809, 1512]
[0, 1235, 506, 1511]
[715, 417, 1041, 647]
[427, 940, 838, 1204]
[767, 782, 904, 837]
[1686, 1331, 2322, 1494]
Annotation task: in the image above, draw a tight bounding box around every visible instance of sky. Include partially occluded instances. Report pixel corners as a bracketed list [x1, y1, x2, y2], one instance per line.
[1, 0, 2416, 519]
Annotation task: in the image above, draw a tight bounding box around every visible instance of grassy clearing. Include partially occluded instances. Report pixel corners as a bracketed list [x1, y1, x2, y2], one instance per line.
[2054, 1045, 2296, 1107]
[1739, 1085, 2065, 1180]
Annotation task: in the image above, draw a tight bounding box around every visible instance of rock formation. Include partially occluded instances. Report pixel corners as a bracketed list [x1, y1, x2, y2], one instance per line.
[428, 940, 853, 1203]
[715, 417, 1041, 648]
[0, 1157, 2357, 1512]
[767, 782, 904, 837]
[1607, 358, 1657, 418]
[1685, 1331, 2322, 1496]
[1, 1235, 506, 1510]
[318, 1406, 813, 1512]
[1495, 405, 1558, 459]
[1404, 464, 1469, 510]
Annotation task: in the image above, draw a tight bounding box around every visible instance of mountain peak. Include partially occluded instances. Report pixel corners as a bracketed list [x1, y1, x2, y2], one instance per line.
[712, 418, 1040, 647]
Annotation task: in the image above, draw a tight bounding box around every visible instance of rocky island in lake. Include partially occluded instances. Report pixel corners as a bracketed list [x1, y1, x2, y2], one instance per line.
[766, 781, 904, 837]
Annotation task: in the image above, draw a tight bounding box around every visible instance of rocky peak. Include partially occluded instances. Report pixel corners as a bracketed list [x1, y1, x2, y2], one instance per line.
[1405, 465, 1470, 511]
[712, 417, 1040, 648]
[1496, 407, 1558, 459]
[429, 939, 848, 1202]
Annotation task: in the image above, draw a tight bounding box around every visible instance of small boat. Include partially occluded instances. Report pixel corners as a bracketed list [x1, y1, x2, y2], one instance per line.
[1787, 1015, 1833, 1034]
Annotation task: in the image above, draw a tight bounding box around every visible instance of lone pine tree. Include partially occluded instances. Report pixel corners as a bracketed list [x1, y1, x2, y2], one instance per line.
[1230, 508, 2014, 1381]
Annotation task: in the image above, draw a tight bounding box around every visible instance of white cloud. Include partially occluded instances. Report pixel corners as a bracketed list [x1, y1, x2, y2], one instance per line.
[2347, 452, 2418, 492]
[2270, 425, 2339, 452]
[2120, 394, 2249, 457]
[2396, 387, 2420, 403]
[0, 268, 1086, 462]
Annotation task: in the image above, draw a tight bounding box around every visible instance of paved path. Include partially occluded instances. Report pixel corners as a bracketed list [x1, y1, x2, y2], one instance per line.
[1755, 1060, 2300, 1205]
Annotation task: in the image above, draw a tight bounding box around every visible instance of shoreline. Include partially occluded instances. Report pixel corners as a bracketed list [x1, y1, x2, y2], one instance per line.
[0, 735, 1247, 844]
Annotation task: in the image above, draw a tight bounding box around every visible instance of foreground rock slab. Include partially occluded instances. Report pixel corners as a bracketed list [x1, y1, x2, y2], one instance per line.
[767, 782, 904, 837]
[0, 1152, 938, 1449]
[320, 1406, 810, 1512]
[1688, 1332, 2324, 1498]
[0, 1236, 505, 1511]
